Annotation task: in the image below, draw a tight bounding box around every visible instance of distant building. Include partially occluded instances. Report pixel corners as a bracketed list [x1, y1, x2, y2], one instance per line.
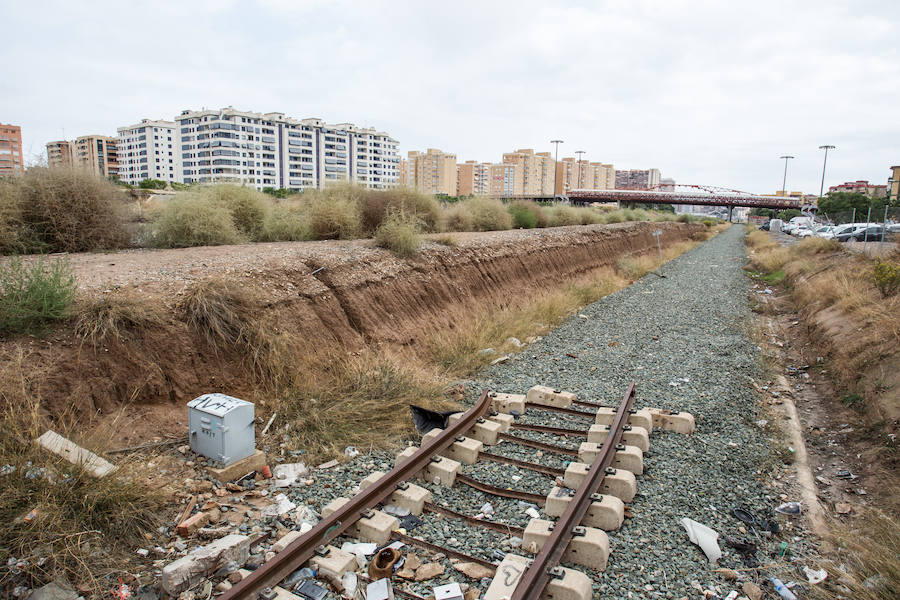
[889, 166, 900, 203]
[117, 119, 181, 185]
[488, 163, 521, 196]
[0, 123, 24, 176]
[176, 106, 399, 191]
[615, 168, 661, 190]
[556, 158, 615, 194]
[407, 148, 457, 195]
[501, 149, 555, 195]
[457, 160, 489, 196]
[47, 135, 118, 177]
[659, 178, 676, 192]
[827, 180, 887, 198]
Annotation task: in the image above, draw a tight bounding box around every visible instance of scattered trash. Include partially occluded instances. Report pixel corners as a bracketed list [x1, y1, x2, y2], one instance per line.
[755, 419, 768, 428]
[340, 572, 358, 598]
[778, 541, 791, 557]
[261, 493, 296, 517]
[775, 502, 802, 516]
[409, 405, 456, 434]
[506, 337, 524, 348]
[491, 355, 510, 365]
[295, 580, 328, 600]
[478, 348, 496, 355]
[272, 463, 309, 488]
[259, 465, 272, 478]
[517, 501, 538, 511]
[383, 504, 410, 517]
[835, 469, 856, 480]
[316, 459, 339, 470]
[341, 542, 377, 556]
[0, 464, 15, 476]
[22, 508, 38, 524]
[680, 518, 722, 564]
[368, 548, 402, 580]
[398, 514, 424, 531]
[434, 582, 464, 600]
[343, 446, 359, 458]
[480, 502, 494, 516]
[509, 536, 522, 548]
[283, 567, 316, 588]
[365, 578, 394, 600]
[511, 475, 522, 482]
[260, 412, 277, 436]
[525, 507, 540, 519]
[770, 577, 797, 600]
[723, 592, 739, 600]
[803, 566, 827, 585]
[731, 507, 780, 533]
[110, 580, 133, 600]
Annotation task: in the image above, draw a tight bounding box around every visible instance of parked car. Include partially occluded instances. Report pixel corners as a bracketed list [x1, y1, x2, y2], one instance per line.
[832, 223, 865, 238]
[835, 226, 885, 242]
[759, 222, 770, 231]
[796, 226, 815, 238]
[783, 222, 798, 235]
[814, 225, 835, 239]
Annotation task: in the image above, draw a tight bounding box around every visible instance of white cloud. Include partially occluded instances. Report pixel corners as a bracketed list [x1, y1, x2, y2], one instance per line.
[1, 0, 898, 192]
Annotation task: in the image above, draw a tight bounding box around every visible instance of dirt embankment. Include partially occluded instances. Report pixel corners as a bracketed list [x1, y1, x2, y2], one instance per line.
[4, 221, 702, 429]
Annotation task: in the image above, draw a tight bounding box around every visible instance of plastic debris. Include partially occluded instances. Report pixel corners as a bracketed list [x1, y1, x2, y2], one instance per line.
[680, 518, 722, 564]
[525, 507, 540, 519]
[480, 502, 494, 516]
[340, 571, 358, 598]
[803, 566, 827, 584]
[261, 493, 296, 517]
[343, 446, 359, 458]
[775, 502, 802, 516]
[770, 577, 797, 600]
[295, 580, 328, 600]
[383, 504, 410, 517]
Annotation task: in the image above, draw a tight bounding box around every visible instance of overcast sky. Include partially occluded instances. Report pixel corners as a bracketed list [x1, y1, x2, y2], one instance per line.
[2, 0, 898, 194]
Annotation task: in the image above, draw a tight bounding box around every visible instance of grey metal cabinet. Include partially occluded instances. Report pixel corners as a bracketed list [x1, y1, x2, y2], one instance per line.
[187, 393, 255, 466]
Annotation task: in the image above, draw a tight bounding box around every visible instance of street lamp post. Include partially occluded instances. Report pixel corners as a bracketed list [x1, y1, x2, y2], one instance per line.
[575, 150, 585, 189]
[779, 155, 794, 195]
[818, 145, 835, 198]
[551, 139, 563, 199]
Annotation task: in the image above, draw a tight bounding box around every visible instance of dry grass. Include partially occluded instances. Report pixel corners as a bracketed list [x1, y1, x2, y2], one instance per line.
[374, 211, 422, 257]
[0, 349, 161, 595]
[74, 291, 167, 346]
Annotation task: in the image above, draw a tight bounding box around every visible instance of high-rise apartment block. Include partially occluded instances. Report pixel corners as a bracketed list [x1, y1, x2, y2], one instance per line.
[615, 168, 661, 190]
[407, 148, 457, 195]
[554, 158, 615, 194]
[175, 107, 399, 191]
[501, 149, 555, 195]
[0, 124, 24, 176]
[47, 135, 119, 177]
[488, 163, 522, 196]
[117, 119, 181, 185]
[457, 160, 489, 196]
[889, 166, 900, 204]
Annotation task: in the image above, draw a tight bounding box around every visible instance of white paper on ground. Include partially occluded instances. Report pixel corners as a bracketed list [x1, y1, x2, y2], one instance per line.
[680, 517, 722, 564]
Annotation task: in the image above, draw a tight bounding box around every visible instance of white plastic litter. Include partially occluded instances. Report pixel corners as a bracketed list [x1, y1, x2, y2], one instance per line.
[525, 507, 541, 519]
[340, 571, 358, 598]
[680, 518, 722, 564]
[341, 542, 377, 556]
[344, 446, 359, 458]
[480, 503, 494, 516]
[262, 493, 296, 517]
[803, 566, 828, 585]
[272, 463, 309, 488]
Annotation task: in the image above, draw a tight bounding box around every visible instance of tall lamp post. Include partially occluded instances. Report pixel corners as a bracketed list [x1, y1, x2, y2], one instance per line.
[575, 150, 585, 189]
[779, 155, 794, 195]
[818, 145, 835, 198]
[551, 139, 563, 199]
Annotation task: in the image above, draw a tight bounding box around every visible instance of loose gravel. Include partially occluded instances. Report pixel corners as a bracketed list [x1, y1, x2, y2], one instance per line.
[236, 225, 819, 599]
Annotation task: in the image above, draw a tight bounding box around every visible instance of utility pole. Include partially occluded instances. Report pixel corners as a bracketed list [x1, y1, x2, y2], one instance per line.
[779, 155, 794, 195]
[551, 139, 563, 199]
[575, 150, 585, 189]
[818, 145, 835, 198]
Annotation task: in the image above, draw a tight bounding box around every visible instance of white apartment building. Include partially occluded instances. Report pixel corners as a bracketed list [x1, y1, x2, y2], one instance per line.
[175, 107, 399, 191]
[116, 119, 182, 185]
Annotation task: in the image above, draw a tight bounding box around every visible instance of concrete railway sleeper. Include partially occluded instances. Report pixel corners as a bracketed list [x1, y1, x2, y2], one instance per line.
[213, 383, 695, 600]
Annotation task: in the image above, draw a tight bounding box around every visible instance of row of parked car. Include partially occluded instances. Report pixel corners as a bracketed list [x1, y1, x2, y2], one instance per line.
[762, 217, 899, 243]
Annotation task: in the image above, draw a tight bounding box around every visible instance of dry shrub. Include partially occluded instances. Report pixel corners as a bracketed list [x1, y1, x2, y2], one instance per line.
[202, 185, 271, 239]
[147, 194, 244, 248]
[304, 193, 361, 240]
[440, 202, 475, 232]
[0, 349, 161, 595]
[259, 204, 311, 242]
[1, 168, 131, 254]
[545, 205, 581, 227]
[305, 184, 439, 236]
[747, 246, 790, 273]
[745, 229, 776, 250]
[0, 256, 76, 336]
[375, 211, 422, 257]
[431, 233, 458, 247]
[616, 255, 656, 279]
[74, 292, 166, 346]
[795, 236, 841, 255]
[461, 197, 513, 231]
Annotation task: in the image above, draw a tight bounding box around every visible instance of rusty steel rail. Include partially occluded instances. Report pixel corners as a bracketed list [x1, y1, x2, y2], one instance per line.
[497, 431, 579, 456]
[479, 450, 566, 478]
[510, 382, 637, 600]
[424, 502, 525, 536]
[219, 390, 493, 600]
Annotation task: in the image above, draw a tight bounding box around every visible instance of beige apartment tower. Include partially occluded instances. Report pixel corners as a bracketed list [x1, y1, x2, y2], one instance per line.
[46, 135, 119, 177]
[457, 160, 489, 196]
[408, 148, 457, 195]
[556, 157, 615, 193]
[0, 124, 25, 176]
[501, 149, 555, 195]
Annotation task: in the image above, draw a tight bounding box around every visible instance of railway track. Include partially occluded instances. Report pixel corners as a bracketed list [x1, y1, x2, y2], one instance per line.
[218, 383, 695, 600]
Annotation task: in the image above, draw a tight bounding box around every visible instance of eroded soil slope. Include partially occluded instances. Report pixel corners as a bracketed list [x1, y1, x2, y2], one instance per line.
[3, 221, 702, 430]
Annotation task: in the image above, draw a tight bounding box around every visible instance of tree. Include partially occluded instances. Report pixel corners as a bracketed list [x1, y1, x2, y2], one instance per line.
[776, 209, 802, 221]
[262, 187, 291, 198]
[819, 192, 887, 216]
